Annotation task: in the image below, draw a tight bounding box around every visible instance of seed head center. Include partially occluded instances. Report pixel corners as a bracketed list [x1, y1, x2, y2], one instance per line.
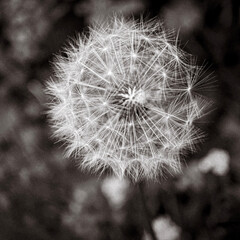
[119, 87, 146, 105]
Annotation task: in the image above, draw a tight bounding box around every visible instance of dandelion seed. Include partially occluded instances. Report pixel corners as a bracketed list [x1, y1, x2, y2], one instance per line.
[46, 17, 212, 181]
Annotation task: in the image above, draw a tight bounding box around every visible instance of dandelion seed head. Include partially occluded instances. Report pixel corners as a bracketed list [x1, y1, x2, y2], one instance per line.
[46, 17, 211, 181]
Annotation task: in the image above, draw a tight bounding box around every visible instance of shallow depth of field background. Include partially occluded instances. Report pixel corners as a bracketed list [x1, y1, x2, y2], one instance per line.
[0, 0, 240, 239]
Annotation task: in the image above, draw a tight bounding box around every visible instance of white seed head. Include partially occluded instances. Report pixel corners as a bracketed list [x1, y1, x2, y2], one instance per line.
[46, 17, 211, 181]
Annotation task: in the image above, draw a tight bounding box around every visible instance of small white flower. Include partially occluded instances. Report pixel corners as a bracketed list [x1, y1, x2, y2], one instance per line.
[101, 176, 129, 209]
[149, 215, 181, 240]
[46, 17, 211, 181]
[198, 148, 230, 176]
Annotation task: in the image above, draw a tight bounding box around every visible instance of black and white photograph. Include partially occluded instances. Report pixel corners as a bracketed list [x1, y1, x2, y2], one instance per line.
[0, 0, 240, 239]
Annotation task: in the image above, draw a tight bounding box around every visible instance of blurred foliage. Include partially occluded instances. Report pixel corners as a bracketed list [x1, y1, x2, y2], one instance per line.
[0, 0, 240, 239]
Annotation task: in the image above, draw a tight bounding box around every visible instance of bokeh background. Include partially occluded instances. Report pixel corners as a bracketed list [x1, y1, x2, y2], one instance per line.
[0, 0, 240, 239]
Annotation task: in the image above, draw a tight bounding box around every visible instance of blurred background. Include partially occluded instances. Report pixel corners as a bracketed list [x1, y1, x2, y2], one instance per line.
[0, 0, 240, 239]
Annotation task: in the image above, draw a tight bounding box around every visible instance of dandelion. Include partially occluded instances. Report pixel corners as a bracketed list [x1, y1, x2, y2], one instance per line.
[46, 17, 210, 181]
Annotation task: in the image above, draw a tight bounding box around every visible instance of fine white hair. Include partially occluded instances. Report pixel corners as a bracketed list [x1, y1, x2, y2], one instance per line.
[46, 16, 211, 181]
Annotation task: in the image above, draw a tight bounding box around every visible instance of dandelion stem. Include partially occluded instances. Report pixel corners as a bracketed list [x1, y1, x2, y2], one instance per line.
[138, 182, 157, 240]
